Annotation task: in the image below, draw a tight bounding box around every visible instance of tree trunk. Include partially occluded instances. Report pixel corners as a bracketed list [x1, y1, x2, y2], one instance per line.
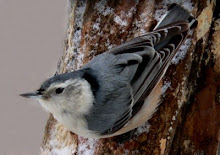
[40, 0, 220, 154]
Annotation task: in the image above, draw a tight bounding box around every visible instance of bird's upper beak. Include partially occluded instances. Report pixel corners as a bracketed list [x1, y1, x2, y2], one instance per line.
[20, 92, 42, 99]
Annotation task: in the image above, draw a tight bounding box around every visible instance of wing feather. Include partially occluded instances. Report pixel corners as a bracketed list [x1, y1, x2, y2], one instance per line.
[83, 5, 192, 136]
[100, 24, 188, 135]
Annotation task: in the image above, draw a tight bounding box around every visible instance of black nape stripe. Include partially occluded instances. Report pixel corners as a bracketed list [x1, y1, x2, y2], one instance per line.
[82, 69, 99, 96]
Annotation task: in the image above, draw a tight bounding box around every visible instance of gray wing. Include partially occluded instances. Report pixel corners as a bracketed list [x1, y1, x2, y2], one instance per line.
[110, 26, 189, 133]
[83, 5, 191, 135]
[82, 23, 189, 135]
[108, 22, 189, 102]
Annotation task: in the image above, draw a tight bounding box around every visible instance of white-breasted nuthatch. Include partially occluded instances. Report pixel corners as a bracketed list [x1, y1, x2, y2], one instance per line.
[21, 5, 195, 138]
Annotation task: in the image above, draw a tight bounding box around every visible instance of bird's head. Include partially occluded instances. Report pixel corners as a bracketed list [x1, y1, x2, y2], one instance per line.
[20, 71, 94, 116]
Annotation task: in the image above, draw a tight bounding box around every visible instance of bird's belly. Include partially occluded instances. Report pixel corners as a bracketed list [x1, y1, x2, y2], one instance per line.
[53, 112, 100, 138]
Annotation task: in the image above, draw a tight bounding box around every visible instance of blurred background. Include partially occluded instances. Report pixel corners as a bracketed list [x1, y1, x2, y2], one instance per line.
[0, 0, 66, 154]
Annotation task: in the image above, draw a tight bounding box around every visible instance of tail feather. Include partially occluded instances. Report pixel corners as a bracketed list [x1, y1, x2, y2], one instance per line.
[154, 4, 191, 30]
[153, 4, 193, 51]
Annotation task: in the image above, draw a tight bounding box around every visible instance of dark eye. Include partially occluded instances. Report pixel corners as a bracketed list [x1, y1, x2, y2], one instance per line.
[55, 88, 64, 94]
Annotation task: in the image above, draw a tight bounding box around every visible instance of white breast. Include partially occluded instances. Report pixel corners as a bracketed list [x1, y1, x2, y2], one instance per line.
[53, 110, 100, 138]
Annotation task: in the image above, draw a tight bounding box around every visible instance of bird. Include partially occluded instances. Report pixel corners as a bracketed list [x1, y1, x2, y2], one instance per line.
[21, 4, 195, 139]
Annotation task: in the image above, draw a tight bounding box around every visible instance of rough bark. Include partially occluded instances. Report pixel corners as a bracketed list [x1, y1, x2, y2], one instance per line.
[41, 0, 219, 154]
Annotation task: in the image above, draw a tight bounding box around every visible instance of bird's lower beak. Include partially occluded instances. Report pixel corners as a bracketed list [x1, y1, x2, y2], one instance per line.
[20, 92, 42, 99]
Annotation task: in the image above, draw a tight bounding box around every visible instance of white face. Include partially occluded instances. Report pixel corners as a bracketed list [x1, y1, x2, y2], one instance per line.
[21, 77, 97, 137]
[37, 79, 94, 117]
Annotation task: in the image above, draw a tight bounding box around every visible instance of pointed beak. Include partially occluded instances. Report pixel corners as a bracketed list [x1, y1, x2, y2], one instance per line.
[20, 92, 42, 99]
